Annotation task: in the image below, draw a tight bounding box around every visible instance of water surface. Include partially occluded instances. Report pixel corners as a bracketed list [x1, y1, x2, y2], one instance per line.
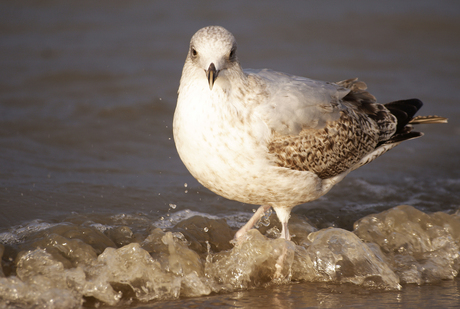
[1, 1, 459, 308]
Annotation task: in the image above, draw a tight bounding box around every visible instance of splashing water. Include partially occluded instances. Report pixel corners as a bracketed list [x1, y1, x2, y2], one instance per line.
[0, 205, 459, 308]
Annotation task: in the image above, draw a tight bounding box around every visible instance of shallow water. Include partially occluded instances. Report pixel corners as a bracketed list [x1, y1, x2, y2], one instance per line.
[1, 1, 460, 308]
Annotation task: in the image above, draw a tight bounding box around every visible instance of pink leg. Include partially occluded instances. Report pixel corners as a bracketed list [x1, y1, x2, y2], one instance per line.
[273, 207, 292, 278]
[273, 207, 291, 240]
[280, 221, 290, 240]
[234, 205, 271, 240]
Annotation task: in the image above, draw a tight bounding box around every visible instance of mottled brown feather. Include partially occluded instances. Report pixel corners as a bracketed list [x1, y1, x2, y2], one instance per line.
[268, 78, 400, 179]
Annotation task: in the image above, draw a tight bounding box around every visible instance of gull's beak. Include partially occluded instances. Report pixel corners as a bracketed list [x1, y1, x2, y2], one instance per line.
[206, 63, 218, 90]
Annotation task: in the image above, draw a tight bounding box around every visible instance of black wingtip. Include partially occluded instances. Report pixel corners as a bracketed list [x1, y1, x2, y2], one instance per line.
[385, 98, 424, 132]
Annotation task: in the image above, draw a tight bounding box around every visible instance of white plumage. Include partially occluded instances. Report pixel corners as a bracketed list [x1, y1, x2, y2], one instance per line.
[173, 26, 446, 240]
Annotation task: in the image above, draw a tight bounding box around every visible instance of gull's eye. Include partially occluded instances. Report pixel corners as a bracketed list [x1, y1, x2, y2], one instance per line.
[191, 47, 197, 57]
[229, 48, 236, 59]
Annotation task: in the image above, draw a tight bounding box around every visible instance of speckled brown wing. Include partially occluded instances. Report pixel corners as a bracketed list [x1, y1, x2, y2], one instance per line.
[267, 79, 401, 179]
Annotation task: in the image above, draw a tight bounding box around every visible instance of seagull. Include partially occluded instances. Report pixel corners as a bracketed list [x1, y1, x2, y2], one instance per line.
[173, 25, 447, 241]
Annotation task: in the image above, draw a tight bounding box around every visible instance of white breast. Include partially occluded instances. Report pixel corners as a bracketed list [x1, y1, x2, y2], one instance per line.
[173, 80, 326, 207]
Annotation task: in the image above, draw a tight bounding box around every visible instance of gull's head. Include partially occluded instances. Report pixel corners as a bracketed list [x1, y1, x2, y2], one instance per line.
[186, 26, 239, 91]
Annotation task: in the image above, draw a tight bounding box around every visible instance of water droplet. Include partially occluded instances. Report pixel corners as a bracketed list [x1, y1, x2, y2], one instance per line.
[184, 183, 188, 188]
[203, 227, 209, 232]
[169, 203, 177, 209]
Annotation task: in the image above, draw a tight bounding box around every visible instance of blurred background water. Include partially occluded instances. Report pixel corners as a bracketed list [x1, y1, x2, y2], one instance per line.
[1, 1, 459, 308]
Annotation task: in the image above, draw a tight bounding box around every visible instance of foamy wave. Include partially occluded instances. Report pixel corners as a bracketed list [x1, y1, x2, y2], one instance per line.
[1, 205, 460, 308]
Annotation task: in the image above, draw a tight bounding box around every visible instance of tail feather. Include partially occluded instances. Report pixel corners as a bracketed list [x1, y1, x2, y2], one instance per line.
[409, 115, 448, 124]
[384, 99, 423, 132]
[379, 99, 447, 146]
